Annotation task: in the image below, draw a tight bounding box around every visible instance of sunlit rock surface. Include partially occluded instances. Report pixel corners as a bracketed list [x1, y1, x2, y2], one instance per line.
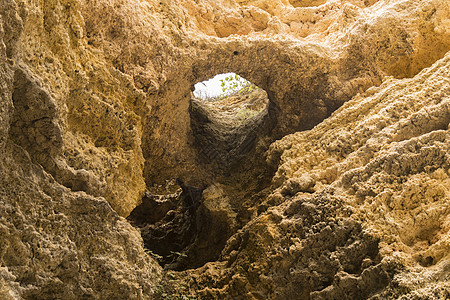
[0, 0, 449, 298]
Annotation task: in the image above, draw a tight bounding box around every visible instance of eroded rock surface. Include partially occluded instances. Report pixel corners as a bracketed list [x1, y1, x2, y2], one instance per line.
[171, 50, 450, 300]
[0, 0, 449, 299]
[190, 86, 272, 177]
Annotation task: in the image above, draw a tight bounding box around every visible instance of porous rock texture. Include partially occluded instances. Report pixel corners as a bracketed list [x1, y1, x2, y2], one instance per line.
[178, 51, 450, 300]
[0, 0, 449, 299]
[190, 87, 271, 176]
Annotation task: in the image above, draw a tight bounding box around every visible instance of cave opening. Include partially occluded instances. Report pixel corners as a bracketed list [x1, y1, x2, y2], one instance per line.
[128, 73, 277, 271]
[189, 73, 272, 173]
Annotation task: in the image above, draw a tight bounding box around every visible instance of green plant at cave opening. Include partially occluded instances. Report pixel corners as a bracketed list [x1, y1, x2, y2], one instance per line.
[220, 74, 257, 98]
[144, 248, 163, 262]
[167, 251, 188, 264]
[193, 73, 260, 101]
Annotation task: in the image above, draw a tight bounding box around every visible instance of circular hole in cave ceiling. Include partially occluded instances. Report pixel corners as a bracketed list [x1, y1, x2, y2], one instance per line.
[190, 73, 271, 170]
[127, 73, 273, 270]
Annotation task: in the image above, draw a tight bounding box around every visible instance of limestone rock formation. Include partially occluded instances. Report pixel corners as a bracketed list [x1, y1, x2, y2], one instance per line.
[0, 0, 449, 299]
[190, 86, 271, 174]
[178, 51, 450, 299]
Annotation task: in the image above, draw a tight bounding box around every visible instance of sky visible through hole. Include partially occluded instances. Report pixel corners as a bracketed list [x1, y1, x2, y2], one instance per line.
[193, 73, 242, 99]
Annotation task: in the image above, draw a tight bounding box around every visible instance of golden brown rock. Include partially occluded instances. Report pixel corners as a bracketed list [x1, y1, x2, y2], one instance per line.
[0, 0, 449, 298]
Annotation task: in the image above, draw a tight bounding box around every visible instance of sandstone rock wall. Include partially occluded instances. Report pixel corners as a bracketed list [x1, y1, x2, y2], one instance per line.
[1, 0, 161, 297]
[179, 50, 450, 299]
[0, 0, 449, 298]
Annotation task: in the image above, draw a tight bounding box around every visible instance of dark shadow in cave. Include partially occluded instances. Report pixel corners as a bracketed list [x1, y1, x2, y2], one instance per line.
[128, 74, 278, 270]
[127, 179, 204, 270]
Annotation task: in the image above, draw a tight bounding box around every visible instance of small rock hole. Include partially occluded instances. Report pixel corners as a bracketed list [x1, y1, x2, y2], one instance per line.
[190, 73, 271, 169]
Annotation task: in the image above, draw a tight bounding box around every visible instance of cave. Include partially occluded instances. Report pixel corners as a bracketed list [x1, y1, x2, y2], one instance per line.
[3, 0, 450, 298]
[189, 73, 273, 176]
[128, 74, 276, 270]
